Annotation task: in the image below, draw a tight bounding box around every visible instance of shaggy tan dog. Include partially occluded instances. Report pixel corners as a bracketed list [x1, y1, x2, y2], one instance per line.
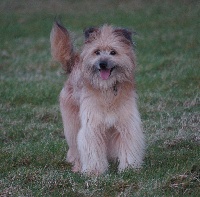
[50, 23, 145, 175]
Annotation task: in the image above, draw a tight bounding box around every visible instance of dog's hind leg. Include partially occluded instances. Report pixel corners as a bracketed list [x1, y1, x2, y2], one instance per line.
[60, 87, 81, 172]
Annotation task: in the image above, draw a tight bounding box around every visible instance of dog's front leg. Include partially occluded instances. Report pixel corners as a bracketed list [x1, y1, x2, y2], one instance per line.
[77, 109, 108, 175]
[116, 106, 145, 172]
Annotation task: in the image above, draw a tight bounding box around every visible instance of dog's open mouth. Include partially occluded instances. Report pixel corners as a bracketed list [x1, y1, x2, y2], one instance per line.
[99, 67, 115, 80]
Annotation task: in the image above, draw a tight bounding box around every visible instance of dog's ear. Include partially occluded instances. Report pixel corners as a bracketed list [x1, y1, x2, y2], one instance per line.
[84, 27, 99, 43]
[50, 22, 74, 72]
[114, 28, 135, 46]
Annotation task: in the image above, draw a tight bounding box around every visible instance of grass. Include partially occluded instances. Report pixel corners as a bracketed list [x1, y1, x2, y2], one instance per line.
[0, 0, 199, 196]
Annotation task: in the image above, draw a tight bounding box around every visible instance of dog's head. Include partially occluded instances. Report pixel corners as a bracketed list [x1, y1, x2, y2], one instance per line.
[81, 25, 136, 89]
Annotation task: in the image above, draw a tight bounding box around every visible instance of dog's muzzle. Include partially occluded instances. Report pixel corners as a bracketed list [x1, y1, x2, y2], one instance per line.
[96, 60, 115, 80]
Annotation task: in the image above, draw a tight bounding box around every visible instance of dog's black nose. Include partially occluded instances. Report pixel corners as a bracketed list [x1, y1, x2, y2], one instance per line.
[99, 61, 107, 70]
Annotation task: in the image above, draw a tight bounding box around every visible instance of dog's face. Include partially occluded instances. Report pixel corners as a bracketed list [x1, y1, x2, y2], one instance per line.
[80, 25, 136, 89]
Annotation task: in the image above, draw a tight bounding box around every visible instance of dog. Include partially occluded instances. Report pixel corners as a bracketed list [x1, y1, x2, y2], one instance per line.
[50, 22, 145, 175]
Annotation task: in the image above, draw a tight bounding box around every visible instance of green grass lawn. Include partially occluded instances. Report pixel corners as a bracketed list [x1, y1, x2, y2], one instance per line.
[0, 0, 199, 196]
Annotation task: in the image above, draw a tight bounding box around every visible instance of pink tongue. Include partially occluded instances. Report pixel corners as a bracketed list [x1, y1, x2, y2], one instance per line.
[100, 69, 111, 80]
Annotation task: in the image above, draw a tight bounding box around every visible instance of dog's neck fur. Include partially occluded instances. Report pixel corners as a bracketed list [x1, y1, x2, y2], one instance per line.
[85, 80, 134, 105]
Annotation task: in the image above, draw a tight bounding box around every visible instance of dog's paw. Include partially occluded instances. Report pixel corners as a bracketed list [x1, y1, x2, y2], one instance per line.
[82, 169, 103, 176]
[118, 161, 142, 172]
[72, 162, 81, 173]
[66, 148, 79, 163]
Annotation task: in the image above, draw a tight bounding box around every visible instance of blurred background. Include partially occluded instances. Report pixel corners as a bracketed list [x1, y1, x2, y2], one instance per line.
[0, 0, 199, 196]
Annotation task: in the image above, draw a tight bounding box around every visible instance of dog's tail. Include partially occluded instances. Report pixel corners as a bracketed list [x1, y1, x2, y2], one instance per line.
[50, 22, 76, 74]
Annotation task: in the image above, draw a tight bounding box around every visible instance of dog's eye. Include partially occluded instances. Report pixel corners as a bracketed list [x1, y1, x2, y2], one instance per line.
[94, 50, 100, 55]
[110, 50, 116, 55]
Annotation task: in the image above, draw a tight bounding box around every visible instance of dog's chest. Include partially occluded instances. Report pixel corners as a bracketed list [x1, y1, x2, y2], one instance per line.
[82, 85, 130, 127]
[104, 111, 117, 127]
[98, 92, 121, 127]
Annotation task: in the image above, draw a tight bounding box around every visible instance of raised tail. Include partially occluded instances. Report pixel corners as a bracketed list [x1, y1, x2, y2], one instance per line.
[50, 22, 75, 73]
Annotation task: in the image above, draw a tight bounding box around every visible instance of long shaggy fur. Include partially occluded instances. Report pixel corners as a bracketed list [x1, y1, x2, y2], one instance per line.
[50, 23, 145, 175]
